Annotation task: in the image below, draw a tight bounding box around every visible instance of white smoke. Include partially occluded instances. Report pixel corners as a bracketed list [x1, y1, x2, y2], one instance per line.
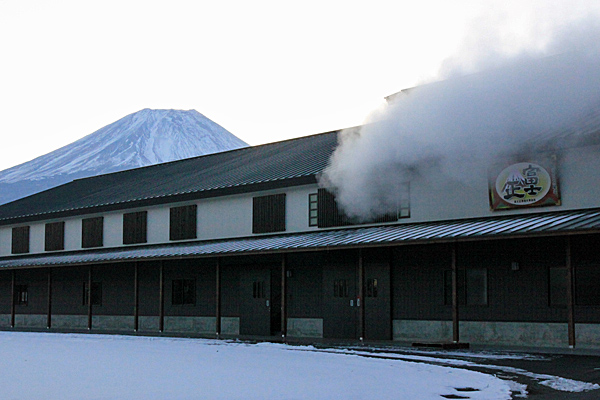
[320, 10, 600, 220]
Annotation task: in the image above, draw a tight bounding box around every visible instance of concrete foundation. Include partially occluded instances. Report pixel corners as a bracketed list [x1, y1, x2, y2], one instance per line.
[287, 318, 323, 338]
[393, 320, 453, 342]
[164, 316, 216, 334]
[220, 317, 240, 336]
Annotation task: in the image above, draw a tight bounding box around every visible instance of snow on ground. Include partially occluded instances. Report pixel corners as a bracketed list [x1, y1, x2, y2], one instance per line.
[321, 348, 600, 393]
[0, 332, 511, 400]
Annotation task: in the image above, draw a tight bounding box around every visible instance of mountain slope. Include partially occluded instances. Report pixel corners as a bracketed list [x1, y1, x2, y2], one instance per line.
[0, 109, 248, 204]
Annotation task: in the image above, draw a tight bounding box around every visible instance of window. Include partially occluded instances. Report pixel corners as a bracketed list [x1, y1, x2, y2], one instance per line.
[575, 265, 600, 306]
[82, 217, 104, 248]
[253, 281, 266, 299]
[83, 282, 102, 306]
[444, 268, 488, 306]
[252, 193, 286, 234]
[11, 226, 30, 254]
[334, 279, 349, 298]
[45, 221, 65, 251]
[170, 205, 197, 241]
[172, 279, 196, 305]
[316, 187, 409, 228]
[549, 267, 567, 307]
[366, 278, 378, 297]
[309, 193, 318, 227]
[15, 285, 28, 306]
[123, 211, 147, 245]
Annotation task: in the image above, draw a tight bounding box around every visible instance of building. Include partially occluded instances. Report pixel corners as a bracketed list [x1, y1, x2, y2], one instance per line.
[0, 117, 599, 349]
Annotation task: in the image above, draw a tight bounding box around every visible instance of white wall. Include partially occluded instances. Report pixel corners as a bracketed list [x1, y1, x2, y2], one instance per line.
[0, 184, 320, 257]
[1, 143, 599, 258]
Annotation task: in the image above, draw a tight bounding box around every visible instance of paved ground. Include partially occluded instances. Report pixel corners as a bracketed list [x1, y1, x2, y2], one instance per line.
[311, 342, 600, 399]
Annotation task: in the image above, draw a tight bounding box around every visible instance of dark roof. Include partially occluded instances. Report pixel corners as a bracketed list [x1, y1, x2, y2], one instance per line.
[0, 130, 340, 225]
[2, 207, 599, 269]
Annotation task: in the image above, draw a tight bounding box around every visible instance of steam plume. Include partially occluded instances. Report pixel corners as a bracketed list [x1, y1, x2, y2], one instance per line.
[320, 13, 600, 220]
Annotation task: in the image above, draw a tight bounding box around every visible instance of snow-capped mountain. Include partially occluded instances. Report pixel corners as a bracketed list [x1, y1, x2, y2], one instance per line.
[0, 109, 248, 204]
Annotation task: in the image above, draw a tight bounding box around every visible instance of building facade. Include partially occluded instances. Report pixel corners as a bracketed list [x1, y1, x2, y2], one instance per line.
[0, 128, 599, 348]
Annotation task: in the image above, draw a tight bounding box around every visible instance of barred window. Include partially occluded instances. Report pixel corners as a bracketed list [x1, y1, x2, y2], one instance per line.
[82, 217, 104, 248]
[11, 226, 30, 254]
[45, 221, 65, 251]
[170, 205, 197, 241]
[253, 194, 286, 234]
[316, 186, 409, 228]
[123, 211, 147, 245]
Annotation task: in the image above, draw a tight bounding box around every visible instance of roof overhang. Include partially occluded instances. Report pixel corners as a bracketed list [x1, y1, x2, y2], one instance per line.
[2, 208, 600, 269]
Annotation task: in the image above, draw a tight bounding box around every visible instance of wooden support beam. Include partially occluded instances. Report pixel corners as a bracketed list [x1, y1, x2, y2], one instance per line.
[280, 254, 287, 340]
[134, 263, 139, 332]
[215, 258, 221, 338]
[452, 245, 459, 343]
[47, 269, 52, 329]
[159, 262, 164, 332]
[10, 270, 15, 328]
[566, 237, 576, 348]
[87, 267, 93, 330]
[358, 249, 365, 342]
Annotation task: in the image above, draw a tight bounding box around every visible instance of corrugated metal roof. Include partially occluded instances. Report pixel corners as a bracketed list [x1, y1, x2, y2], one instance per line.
[2, 207, 599, 269]
[0, 130, 340, 224]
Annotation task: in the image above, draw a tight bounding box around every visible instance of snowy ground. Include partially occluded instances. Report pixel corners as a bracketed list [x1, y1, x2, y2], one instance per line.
[0, 332, 596, 400]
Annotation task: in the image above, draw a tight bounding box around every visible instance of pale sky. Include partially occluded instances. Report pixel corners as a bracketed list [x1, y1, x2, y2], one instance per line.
[1, 0, 598, 171]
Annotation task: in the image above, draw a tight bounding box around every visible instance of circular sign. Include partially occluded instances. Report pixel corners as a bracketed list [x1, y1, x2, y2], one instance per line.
[495, 162, 552, 206]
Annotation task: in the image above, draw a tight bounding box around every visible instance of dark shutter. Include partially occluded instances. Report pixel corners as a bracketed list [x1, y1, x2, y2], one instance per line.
[82, 217, 104, 248]
[11, 226, 30, 254]
[45, 221, 65, 251]
[170, 205, 197, 241]
[317, 188, 399, 228]
[123, 211, 148, 244]
[252, 193, 286, 234]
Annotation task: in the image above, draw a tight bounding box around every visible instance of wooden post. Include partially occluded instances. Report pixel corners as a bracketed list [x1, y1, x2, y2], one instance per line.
[566, 237, 576, 348]
[358, 249, 365, 342]
[281, 254, 287, 340]
[88, 267, 93, 330]
[215, 258, 221, 338]
[47, 269, 52, 329]
[452, 245, 459, 343]
[134, 263, 139, 332]
[10, 270, 15, 328]
[159, 262, 164, 333]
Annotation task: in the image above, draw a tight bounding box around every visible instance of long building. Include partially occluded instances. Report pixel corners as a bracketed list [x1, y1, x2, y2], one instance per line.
[0, 117, 599, 348]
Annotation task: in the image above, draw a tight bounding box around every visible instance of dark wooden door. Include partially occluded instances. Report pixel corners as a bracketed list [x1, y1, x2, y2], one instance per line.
[239, 268, 271, 336]
[364, 261, 391, 340]
[323, 264, 357, 338]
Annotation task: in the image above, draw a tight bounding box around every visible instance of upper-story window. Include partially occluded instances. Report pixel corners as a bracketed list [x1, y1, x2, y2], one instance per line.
[170, 205, 197, 241]
[82, 217, 104, 248]
[11, 226, 30, 254]
[315, 185, 410, 228]
[45, 221, 65, 251]
[253, 193, 286, 234]
[308, 193, 318, 227]
[123, 211, 147, 245]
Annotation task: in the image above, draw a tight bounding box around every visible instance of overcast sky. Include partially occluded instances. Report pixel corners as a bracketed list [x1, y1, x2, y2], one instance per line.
[1, 0, 599, 171]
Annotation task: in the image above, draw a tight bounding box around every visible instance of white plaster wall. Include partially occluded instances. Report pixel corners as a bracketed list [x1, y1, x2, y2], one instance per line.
[0, 227, 10, 256]
[64, 219, 81, 251]
[405, 145, 600, 223]
[29, 223, 45, 253]
[197, 194, 253, 240]
[558, 144, 600, 209]
[147, 207, 169, 244]
[104, 213, 122, 248]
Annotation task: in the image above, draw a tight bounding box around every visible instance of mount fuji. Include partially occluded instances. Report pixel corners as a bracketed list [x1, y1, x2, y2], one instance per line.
[0, 109, 248, 205]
